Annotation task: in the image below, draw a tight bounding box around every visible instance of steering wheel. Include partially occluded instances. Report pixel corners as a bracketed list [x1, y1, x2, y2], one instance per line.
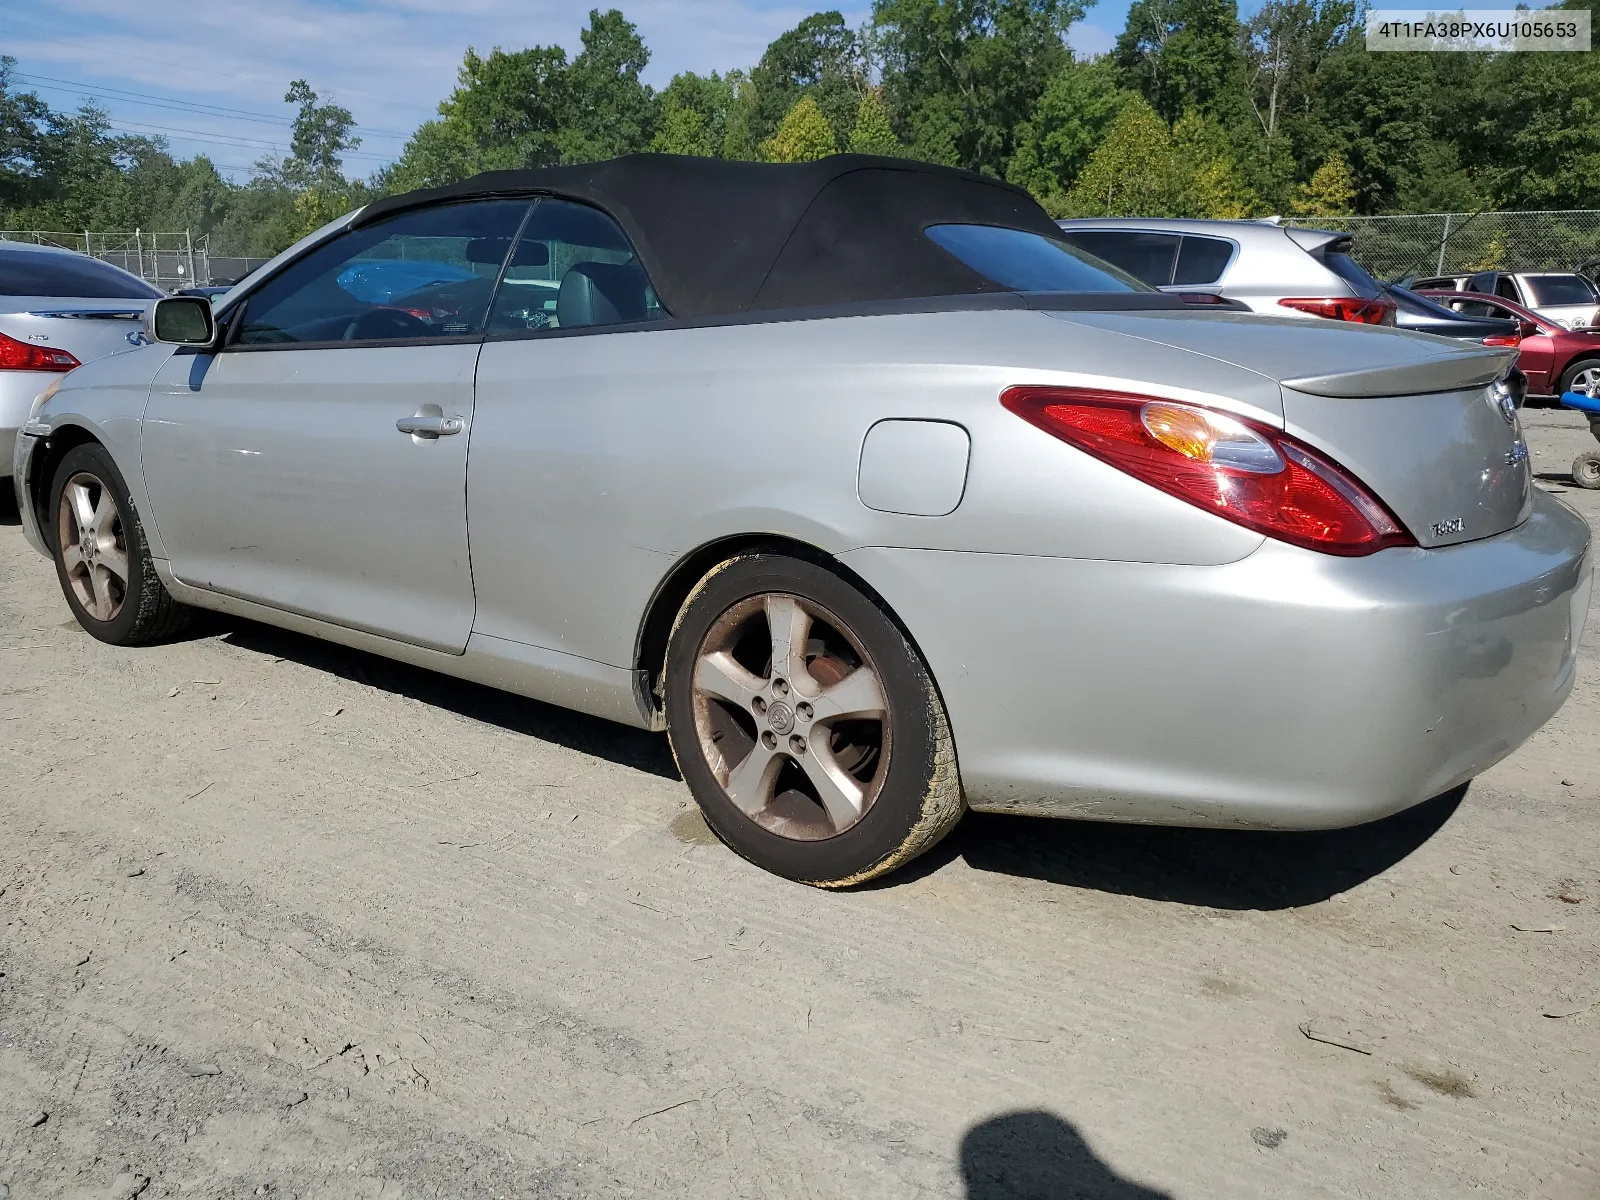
[341, 307, 432, 341]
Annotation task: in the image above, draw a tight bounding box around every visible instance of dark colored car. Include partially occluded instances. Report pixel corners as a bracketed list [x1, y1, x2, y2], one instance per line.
[1420, 289, 1600, 399]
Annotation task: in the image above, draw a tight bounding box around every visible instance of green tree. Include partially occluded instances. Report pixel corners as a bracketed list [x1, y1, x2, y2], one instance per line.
[846, 88, 901, 155]
[1173, 110, 1261, 216]
[1061, 96, 1187, 216]
[762, 95, 837, 162]
[652, 72, 735, 157]
[1007, 59, 1129, 203]
[558, 8, 658, 163]
[1290, 152, 1356, 215]
[873, 0, 1080, 175]
[1115, 0, 1250, 123]
[750, 13, 864, 150]
[281, 79, 360, 188]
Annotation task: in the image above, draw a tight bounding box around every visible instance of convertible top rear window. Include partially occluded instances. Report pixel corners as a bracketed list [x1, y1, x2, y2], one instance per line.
[924, 225, 1149, 293]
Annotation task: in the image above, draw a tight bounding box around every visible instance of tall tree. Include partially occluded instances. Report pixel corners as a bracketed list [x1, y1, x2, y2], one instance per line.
[281, 80, 360, 188]
[652, 72, 735, 158]
[749, 12, 865, 149]
[847, 88, 902, 155]
[1006, 59, 1129, 204]
[559, 9, 658, 162]
[1241, 0, 1354, 142]
[1114, 0, 1250, 123]
[763, 95, 838, 162]
[873, 0, 1080, 176]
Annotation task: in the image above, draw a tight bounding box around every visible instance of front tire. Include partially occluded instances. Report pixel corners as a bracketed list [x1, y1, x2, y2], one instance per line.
[49, 443, 191, 644]
[664, 553, 964, 887]
[1574, 450, 1600, 490]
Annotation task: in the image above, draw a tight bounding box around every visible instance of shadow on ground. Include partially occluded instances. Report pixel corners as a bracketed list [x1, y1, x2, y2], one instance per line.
[891, 786, 1464, 910]
[197, 613, 1458, 908]
[961, 1111, 1172, 1199]
[214, 615, 681, 781]
[0, 486, 20, 526]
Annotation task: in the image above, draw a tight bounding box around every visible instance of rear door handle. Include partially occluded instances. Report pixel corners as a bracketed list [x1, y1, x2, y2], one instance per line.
[396, 412, 465, 439]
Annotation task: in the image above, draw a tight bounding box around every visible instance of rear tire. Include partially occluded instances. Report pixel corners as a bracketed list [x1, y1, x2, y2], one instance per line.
[48, 443, 192, 644]
[664, 553, 963, 887]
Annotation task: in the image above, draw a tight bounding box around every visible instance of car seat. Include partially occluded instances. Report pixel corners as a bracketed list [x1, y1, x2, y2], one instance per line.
[556, 261, 651, 328]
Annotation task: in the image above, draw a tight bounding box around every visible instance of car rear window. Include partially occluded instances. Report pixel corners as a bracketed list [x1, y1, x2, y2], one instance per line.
[0, 246, 163, 298]
[1319, 247, 1384, 299]
[1524, 274, 1598, 306]
[925, 225, 1150, 293]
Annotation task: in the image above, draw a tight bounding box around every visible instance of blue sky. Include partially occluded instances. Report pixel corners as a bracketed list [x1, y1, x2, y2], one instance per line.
[3, 0, 1432, 184]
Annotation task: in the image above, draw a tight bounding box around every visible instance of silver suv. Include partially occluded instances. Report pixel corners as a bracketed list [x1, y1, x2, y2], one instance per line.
[1054, 218, 1391, 320]
[1056, 217, 1522, 347]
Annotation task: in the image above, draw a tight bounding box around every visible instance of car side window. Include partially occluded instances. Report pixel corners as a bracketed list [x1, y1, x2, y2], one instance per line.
[1172, 236, 1234, 286]
[487, 199, 664, 334]
[1056, 231, 1180, 287]
[232, 200, 531, 346]
[1495, 276, 1520, 302]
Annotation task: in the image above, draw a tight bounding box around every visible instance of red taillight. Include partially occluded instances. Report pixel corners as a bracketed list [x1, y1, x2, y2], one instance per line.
[1001, 386, 1415, 556]
[1278, 297, 1397, 326]
[0, 330, 80, 372]
[1480, 333, 1521, 348]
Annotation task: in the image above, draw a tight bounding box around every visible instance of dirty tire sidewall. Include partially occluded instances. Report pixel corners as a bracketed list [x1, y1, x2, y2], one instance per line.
[1575, 451, 1600, 490]
[48, 442, 190, 645]
[664, 553, 964, 887]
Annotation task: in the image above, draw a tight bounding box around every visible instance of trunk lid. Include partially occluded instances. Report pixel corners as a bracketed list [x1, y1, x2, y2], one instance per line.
[0, 297, 153, 366]
[1046, 309, 1529, 549]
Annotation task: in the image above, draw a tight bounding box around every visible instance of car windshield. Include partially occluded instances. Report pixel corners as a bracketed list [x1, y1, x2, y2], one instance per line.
[924, 224, 1151, 293]
[1524, 274, 1598, 306]
[0, 246, 163, 299]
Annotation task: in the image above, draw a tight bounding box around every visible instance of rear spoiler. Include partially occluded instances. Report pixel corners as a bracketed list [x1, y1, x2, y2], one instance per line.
[1284, 227, 1350, 255]
[1284, 347, 1517, 397]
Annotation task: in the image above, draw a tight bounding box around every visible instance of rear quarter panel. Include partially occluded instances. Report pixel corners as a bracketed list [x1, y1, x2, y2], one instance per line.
[468, 308, 1274, 668]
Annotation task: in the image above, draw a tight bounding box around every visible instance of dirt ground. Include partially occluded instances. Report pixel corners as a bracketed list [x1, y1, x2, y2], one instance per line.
[1, 408, 1596, 1200]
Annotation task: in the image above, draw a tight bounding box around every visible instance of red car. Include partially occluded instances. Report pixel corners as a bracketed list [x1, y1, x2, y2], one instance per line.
[1420, 289, 1600, 399]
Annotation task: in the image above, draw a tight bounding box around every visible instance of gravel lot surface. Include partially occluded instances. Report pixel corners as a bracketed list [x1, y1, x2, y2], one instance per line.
[1, 409, 1596, 1200]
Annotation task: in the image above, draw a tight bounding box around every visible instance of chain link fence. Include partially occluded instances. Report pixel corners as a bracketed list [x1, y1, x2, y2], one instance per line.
[1285, 210, 1600, 282]
[0, 230, 272, 290]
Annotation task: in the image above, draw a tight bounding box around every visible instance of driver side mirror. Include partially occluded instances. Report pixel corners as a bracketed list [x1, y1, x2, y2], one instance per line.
[149, 296, 216, 347]
[1520, 319, 1539, 337]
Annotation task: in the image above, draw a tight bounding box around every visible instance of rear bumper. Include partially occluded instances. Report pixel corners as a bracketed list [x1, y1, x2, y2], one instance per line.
[842, 492, 1593, 830]
[0, 371, 56, 479]
[12, 428, 48, 558]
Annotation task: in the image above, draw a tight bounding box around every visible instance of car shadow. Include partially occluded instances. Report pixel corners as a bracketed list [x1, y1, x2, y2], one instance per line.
[0, 485, 20, 525]
[183, 613, 1459, 907]
[880, 787, 1465, 910]
[960, 1110, 1173, 1199]
[211, 615, 681, 781]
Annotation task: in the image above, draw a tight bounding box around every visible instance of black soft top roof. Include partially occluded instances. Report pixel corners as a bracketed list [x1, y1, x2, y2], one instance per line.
[354, 154, 1066, 319]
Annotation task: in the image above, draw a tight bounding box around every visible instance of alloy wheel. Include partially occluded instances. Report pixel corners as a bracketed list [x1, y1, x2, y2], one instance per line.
[56, 471, 129, 622]
[691, 593, 891, 841]
[1570, 366, 1600, 397]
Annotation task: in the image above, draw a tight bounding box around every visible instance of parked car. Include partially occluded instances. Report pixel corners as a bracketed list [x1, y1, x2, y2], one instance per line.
[173, 285, 235, 300]
[1413, 270, 1600, 329]
[1056, 218, 1522, 344]
[13, 156, 1589, 887]
[1419, 289, 1600, 399]
[1, 241, 161, 479]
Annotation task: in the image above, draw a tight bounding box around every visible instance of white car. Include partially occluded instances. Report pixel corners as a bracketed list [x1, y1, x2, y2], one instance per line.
[1413, 270, 1600, 330]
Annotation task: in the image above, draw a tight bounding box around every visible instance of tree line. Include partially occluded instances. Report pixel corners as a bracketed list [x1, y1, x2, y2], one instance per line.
[2, 0, 1596, 258]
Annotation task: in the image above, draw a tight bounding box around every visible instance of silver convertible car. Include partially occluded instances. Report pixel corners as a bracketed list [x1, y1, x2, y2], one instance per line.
[11, 155, 1594, 886]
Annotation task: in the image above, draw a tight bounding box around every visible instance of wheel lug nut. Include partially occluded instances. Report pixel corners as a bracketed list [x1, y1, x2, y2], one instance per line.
[796, 702, 813, 721]
[761, 730, 777, 750]
[752, 696, 767, 715]
[789, 735, 806, 755]
[772, 678, 788, 697]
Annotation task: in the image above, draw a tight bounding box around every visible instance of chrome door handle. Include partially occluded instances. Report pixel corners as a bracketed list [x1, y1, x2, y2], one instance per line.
[396, 413, 464, 439]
